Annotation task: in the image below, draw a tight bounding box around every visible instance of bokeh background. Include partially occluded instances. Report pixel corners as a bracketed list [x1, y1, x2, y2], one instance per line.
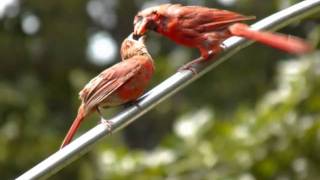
[1, 0, 320, 179]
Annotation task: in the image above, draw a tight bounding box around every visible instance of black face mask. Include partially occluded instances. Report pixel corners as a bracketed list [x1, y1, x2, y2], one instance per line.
[147, 20, 158, 32]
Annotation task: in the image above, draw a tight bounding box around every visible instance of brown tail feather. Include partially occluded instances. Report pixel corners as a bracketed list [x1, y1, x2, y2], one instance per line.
[60, 104, 86, 149]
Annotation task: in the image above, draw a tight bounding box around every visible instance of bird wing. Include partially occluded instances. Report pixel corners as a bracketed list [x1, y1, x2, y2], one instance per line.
[170, 5, 255, 32]
[79, 59, 142, 110]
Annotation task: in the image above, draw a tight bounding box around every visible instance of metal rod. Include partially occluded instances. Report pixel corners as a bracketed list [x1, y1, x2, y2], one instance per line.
[16, 0, 320, 179]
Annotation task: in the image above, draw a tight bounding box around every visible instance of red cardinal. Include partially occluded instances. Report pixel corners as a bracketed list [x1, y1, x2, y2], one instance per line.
[60, 34, 154, 148]
[133, 4, 311, 64]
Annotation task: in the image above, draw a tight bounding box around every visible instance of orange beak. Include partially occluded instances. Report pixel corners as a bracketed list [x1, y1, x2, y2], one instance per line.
[133, 18, 148, 35]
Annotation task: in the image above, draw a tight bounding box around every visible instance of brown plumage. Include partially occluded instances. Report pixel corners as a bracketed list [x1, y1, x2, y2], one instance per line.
[60, 34, 154, 148]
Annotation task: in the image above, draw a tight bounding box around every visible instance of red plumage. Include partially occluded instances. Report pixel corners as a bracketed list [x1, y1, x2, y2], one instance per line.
[134, 4, 311, 60]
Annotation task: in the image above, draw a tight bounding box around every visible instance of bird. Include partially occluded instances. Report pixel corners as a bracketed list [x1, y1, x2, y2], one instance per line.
[60, 34, 155, 148]
[133, 3, 311, 68]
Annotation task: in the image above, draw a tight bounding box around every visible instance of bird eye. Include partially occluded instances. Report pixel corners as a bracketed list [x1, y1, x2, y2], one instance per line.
[150, 10, 161, 21]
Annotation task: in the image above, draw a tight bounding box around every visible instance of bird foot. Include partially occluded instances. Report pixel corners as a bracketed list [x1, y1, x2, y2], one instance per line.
[220, 43, 227, 50]
[100, 118, 113, 134]
[178, 49, 217, 74]
[178, 63, 198, 75]
[178, 58, 205, 75]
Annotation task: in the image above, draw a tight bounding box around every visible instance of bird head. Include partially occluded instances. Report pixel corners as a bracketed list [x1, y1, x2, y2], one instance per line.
[120, 33, 149, 60]
[133, 4, 170, 35]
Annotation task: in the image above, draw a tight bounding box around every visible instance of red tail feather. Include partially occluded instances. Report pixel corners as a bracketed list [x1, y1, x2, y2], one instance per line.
[229, 23, 312, 54]
[60, 105, 86, 149]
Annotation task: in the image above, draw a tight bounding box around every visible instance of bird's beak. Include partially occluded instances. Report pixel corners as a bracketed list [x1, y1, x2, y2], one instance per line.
[128, 33, 146, 43]
[133, 18, 148, 35]
[139, 35, 146, 43]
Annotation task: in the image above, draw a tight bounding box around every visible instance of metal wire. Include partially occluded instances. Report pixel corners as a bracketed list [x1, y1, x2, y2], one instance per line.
[16, 0, 320, 179]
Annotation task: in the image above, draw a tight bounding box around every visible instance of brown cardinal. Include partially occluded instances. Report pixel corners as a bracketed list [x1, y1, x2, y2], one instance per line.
[133, 4, 311, 67]
[60, 34, 154, 148]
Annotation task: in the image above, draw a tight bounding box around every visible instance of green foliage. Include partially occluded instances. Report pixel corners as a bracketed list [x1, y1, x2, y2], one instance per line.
[0, 0, 319, 179]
